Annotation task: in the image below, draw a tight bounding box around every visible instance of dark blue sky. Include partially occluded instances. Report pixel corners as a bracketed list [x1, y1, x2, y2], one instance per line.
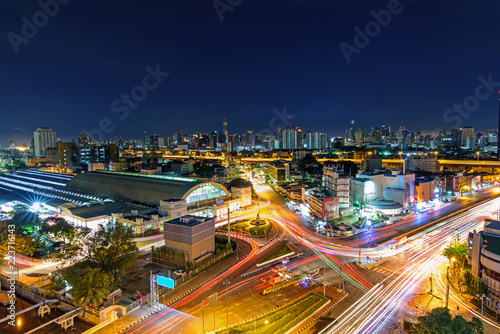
[1, 0, 499, 145]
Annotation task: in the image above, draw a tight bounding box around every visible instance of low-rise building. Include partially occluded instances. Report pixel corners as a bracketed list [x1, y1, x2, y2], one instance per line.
[266, 162, 289, 187]
[302, 187, 339, 220]
[231, 185, 252, 207]
[322, 166, 351, 208]
[163, 215, 215, 264]
[405, 155, 440, 173]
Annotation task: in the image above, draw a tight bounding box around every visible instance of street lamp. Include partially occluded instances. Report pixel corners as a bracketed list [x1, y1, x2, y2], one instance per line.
[477, 294, 488, 319]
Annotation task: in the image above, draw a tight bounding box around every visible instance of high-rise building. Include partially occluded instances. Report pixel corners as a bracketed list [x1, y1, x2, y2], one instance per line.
[295, 128, 303, 149]
[223, 118, 228, 143]
[58, 142, 80, 171]
[349, 121, 355, 141]
[373, 127, 381, 143]
[381, 125, 390, 139]
[355, 127, 364, 144]
[77, 133, 91, 147]
[34, 127, 57, 157]
[145, 134, 159, 150]
[247, 130, 255, 149]
[462, 127, 474, 147]
[451, 128, 462, 147]
[176, 128, 183, 144]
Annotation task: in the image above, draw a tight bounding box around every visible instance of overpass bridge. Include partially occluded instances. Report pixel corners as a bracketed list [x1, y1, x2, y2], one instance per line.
[159, 155, 500, 171]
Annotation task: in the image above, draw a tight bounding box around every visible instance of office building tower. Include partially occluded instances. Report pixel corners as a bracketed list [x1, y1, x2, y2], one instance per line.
[349, 121, 355, 141]
[223, 118, 228, 143]
[462, 127, 474, 146]
[176, 128, 183, 144]
[77, 133, 91, 147]
[34, 127, 57, 157]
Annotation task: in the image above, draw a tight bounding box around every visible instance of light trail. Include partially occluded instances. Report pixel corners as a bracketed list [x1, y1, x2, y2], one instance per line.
[319, 197, 500, 333]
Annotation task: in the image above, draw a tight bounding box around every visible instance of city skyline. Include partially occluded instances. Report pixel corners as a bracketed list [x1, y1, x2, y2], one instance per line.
[1, 1, 500, 144]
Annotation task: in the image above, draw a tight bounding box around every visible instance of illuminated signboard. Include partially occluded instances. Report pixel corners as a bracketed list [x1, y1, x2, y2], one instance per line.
[157, 276, 174, 289]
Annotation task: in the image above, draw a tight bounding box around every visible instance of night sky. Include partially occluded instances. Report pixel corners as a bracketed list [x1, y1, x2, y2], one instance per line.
[1, 0, 499, 145]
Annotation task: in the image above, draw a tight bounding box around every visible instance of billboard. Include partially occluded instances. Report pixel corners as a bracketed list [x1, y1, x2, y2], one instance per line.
[157, 275, 175, 289]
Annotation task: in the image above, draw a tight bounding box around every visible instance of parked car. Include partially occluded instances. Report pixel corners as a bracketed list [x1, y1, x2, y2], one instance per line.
[173, 269, 187, 277]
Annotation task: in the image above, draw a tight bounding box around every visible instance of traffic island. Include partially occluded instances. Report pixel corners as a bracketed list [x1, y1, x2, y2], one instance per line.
[257, 243, 294, 267]
[210, 292, 329, 334]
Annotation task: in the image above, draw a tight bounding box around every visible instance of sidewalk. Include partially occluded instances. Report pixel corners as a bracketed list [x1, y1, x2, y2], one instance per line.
[84, 302, 164, 334]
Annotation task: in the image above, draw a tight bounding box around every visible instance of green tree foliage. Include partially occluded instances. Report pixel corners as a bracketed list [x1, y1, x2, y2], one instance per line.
[39, 217, 74, 243]
[414, 307, 484, 334]
[12, 211, 41, 234]
[65, 267, 112, 308]
[442, 243, 468, 268]
[58, 221, 137, 288]
[462, 269, 485, 299]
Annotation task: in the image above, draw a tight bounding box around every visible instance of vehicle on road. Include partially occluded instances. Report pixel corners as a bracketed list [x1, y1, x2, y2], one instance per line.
[173, 269, 186, 277]
[133, 294, 145, 301]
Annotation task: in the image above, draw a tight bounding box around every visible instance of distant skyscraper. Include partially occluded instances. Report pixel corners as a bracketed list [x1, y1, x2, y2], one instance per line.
[349, 121, 355, 141]
[295, 128, 303, 149]
[381, 125, 390, 139]
[34, 127, 57, 157]
[145, 134, 159, 150]
[247, 130, 255, 149]
[462, 127, 474, 146]
[373, 127, 381, 143]
[77, 133, 91, 147]
[355, 127, 364, 144]
[223, 118, 228, 143]
[176, 128, 183, 144]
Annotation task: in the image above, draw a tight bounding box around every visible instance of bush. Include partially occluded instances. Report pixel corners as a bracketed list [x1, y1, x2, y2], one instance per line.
[258, 244, 294, 265]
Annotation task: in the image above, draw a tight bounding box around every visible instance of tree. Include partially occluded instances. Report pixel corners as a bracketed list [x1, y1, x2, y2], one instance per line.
[65, 267, 112, 308]
[442, 243, 468, 268]
[414, 307, 483, 334]
[39, 217, 74, 243]
[12, 211, 41, 234]
[462, 269, 485, 299]
[58, 221, 137, 288]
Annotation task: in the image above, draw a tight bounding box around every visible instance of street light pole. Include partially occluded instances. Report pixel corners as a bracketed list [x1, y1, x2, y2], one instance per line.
[323, 264, 326, 297]
[445, 266, 450, 309]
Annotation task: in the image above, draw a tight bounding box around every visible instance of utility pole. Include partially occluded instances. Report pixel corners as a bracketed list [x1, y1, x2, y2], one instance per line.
[323, 264, 326, 297]
[227, 201, 231, 244]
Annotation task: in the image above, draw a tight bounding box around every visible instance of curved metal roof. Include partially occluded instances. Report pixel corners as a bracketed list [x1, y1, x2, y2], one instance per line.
[67, 171, 229, 205]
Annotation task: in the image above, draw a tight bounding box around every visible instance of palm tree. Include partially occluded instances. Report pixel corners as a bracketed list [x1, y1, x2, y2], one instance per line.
[71, 267, 111, 308]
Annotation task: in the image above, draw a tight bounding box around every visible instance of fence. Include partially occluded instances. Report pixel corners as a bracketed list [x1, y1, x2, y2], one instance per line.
[151, 248, 233, 285]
